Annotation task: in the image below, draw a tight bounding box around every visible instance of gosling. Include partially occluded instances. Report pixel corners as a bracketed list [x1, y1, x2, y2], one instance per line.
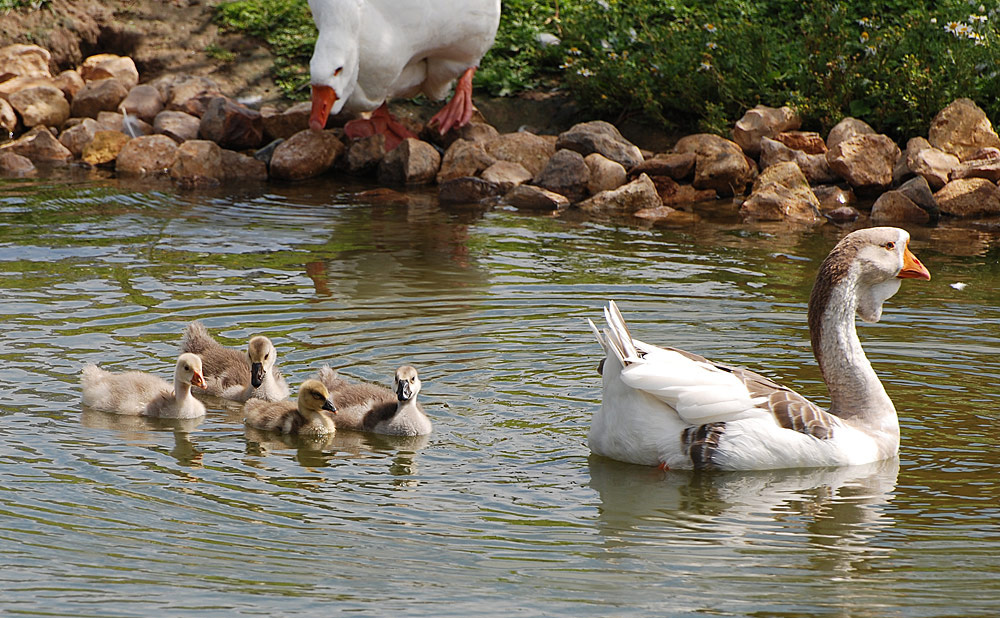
[244, 379, 337, 436]
[81, 353, 207, 419]
[181, 321, 290, 402]
[315, 365, 431, 436]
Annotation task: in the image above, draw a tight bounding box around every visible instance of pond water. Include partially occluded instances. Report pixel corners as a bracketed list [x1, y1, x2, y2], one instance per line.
[1, 169, 999, 617]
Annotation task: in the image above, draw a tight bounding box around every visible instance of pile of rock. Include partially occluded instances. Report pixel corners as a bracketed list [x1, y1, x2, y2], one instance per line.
[3, 42, 1000, 225]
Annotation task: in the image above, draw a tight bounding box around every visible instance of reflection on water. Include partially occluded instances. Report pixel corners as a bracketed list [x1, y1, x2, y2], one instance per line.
[1, 174, 999, 617]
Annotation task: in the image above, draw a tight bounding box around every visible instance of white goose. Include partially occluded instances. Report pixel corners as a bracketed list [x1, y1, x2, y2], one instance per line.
[307, 0, 501, 148]
[81, 353, 207, 419]
[588, 227, 931, 471]
[180, 322, 290, 402]
[244, 379, 338, 436]
[314, 365, 431, 436]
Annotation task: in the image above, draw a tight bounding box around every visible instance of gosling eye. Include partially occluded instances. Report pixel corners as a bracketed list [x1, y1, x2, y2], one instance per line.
[885, 241, 895, 250]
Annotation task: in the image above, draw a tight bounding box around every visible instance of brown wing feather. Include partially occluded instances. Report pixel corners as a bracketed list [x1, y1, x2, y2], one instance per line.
[182, 322, 251, 390]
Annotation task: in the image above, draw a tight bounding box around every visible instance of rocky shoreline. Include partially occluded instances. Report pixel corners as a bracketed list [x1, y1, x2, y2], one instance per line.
[3, 42, 1000, 227]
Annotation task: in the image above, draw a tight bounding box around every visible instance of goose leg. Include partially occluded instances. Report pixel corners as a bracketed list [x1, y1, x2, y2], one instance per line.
[428, 66, 477, 135]
[344, 103, 416, 150]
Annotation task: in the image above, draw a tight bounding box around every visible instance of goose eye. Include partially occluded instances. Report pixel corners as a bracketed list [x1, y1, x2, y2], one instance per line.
[334, 67, 343, 76]
[885, 241, 895, 250]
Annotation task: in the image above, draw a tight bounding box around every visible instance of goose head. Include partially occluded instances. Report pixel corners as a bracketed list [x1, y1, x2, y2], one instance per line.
[176, 353, 206, 389]
[308, 0, 363, 131]
[297, 379, 338, 419]
[393, 365, 421, 402]
[247, 336, 278, 388]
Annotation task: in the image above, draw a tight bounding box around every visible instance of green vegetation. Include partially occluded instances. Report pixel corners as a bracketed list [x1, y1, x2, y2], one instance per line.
[215, 0, 1000, 138]
[0, 0, 48, 9]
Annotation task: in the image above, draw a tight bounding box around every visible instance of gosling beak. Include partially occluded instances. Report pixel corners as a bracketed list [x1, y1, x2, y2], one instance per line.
[191, 372, 206, 389]
[250, 362, 265, 388]
[396, 380, 412, 402]
[898, 244, 931, 281]
[309, 85, 338, 131]
[322, 398, 337, 415]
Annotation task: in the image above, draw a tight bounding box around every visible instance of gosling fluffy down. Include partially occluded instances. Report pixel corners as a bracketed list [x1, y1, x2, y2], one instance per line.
[81, 353, 207, 419]
[315, 365, 431, 436]
[181, 321, 290, 402]
[244, 379, 338, 436]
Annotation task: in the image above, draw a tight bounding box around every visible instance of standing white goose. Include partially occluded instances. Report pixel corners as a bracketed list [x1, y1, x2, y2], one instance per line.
[180, 322, 290, 402]
[81, 353, 207, 419]
[588, 227, 931, 471]
[314, 365, 431, 436]
[307, 0, 501, 148]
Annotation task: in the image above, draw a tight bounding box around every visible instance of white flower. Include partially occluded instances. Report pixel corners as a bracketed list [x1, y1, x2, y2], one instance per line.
[931, 17, 937, 24]
[596, 0, 610, 9]
[865, 45, 878, 56]
[704, 23, 717, 33]
[576, 68, 595, 77]
[698, 61, 712, 72]
[951, 282, 968, 290]
[706, 41, 718, 49]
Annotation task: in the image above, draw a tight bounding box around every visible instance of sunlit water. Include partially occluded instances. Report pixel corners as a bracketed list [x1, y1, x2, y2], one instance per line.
[1, 169, 999, 617]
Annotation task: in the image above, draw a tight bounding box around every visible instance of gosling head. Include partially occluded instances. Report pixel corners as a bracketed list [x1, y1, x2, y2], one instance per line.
[247, 336, 278, 388]
[393, 365, 421, 403]
[176, 353, 206, 389]
[297, 379, 337, 419]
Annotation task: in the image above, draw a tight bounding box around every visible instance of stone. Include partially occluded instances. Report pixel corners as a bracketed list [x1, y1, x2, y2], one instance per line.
[812, 184, 856, 212]
[629, 152, 696, 180]
[70, 78, 129, 119]
[270, 129, 345, 181]
[170, 139, 225, 187]
[377, 137, 441, 185]
[933, 178, 1000, 217]
[221, 149, 268, 182]
[153, 110, 202, 143]
[633, 205, 678, 222]
[198, 96, 264, 150]
[7, 85, 69, 128]
[165, 75, 223, 116]
[896, 176, 939, 219]
[970, 147, 1000, 160]
[0, 98, 17, 136]
[904, 136, 959, 190]
[673, 133, 755, 195]
[115, 134, 180, 176]
[444, 121, 499, 145]
[97, 111, 153, 137]
[58, 118, 104, 157]
[119, 85, 164, 124]
[759, 136, 836, 184]
[0, 151, 36, 176]
[950, 157, 1000, 183]
[825, 133, 900, 193]
[774, 131, 827, 154]
[871, 191, 931, 224]
[80, 54, 139, 89]
[533, 148, 590, 202]
[52, 70, 85, 101]
[826, 206, 861, 223]
[656, 178, 717, 206]
[740, 161, 823, 223]
[503, 184, 570, 211]
[585, 152, 626, 194]
[261, 101, 311, 141]
[342, 134, 386, 175]
[826, 117, 875, 151]
[555, 120, 643, 169]
[480, 160, 532, 192]
[0, 126, 73, 162]
[81, 130, 130, 166]
[0, 44, 51, 81]
[928, 98, 1000, 160]
[438, 176, 503, 203]
[577, 173, 660, 214]
[484, 131, 557, 176]
[437, 138, 496, 183]
[254, 139, 284, 168]
[731, 105, 801, 155]
[0, 75, 55, 100]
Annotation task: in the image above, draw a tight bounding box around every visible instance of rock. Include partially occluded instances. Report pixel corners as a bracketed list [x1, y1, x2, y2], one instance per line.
[896, 176, 939, 219]
[0, 126, 73, 162]
[825, 133, 900, 193]
[58, 118, 104, 157]
[0, 44, 51, 81]
[377, 137, 441, 185]
[871, 191, 931, 224]
[970, 147, 1000, 160]
[261, 101, 311, 141]
[740, 161, 823, 223]
[533, 148, 590, 202]
[826, 117, 875, 151]
[928, 98, 1000, 160]
[759, 136, 836, 184]
[170, 139, 225, 187]
[115, 134, 179, 176]
[342, 134, 386, 175]
[198, 96, 264, 150]
[52, 69, 85, 101]
[480, 160, 532, 192]
[70, 78, 129, 119]
[437, 138, 496, 183]
[270, 129, 345, 181]
[731, 105, 801, 155]
[555, 120, 643, 169]
[673, 133, 755, 195]
[903, 136, 959, 190]
[439, 176, 503, 203]
[165, 75, 223, 116]
[80, 54, 139, 89]
[503, 184, 570, 211]
[774, 131, 827, 154]
[221, 148, 268, 182]
[444, 121, 499, 145]
[0, 98, 17, 136]
[629, 152, 696, 180]
[0, 75, 55, 100]
[933, 178, 1000, 217]
[633, 205, 678, 222]
[826, 206, 861, 223]
[97, 111, 153, 137]
[656, 178, 717, 206]
[0, 151, 36, 176]
[119, 85, 164, 124]
[585, 152, 626, 194]
[7, 85, 70, 128]
[812, 184, 856, 212]
[577, 173, 660, 214]
[81, 130, 130, 166]
[254, 139, 283, 168]
[950, 156, 1000, 183]
[153, 110, 202, 143]
[484, 131, 556, 176]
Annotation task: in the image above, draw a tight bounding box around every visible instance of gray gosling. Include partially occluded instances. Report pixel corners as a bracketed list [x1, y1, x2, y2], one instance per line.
[244, 379, 337, 436]
[181, 321, 290, 402]
[81, 353, 207, 419]
[315, 365, 431, 436]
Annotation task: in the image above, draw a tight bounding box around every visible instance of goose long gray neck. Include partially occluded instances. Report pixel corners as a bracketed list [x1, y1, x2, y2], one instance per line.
[173, 372, 192, 404]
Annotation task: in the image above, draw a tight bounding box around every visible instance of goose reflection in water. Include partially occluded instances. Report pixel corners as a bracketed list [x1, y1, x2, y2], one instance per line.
[79, 408, 205, 468]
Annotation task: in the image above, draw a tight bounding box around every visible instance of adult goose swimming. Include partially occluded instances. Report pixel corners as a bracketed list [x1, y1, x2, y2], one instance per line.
[180, 322, 290, 402]
[588, 227, 931, 471]
[307, 0, 502, 148]
[81, 353, 207, 419]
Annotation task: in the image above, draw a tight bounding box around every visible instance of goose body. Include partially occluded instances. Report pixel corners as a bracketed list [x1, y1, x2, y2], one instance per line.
[315, 365, 431, 436]
[81, 353, 207, 419]
[308, 0, 501, 143]
[181, 322, 290, 402]
[588, 227, 931, 471]
[244, 379, 338, 436]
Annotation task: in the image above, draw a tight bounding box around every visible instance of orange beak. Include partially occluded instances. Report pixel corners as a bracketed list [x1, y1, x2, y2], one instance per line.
[898, 244, 931, 280]
[309, 85, 338, 131]
[191, 372, 206, 389]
